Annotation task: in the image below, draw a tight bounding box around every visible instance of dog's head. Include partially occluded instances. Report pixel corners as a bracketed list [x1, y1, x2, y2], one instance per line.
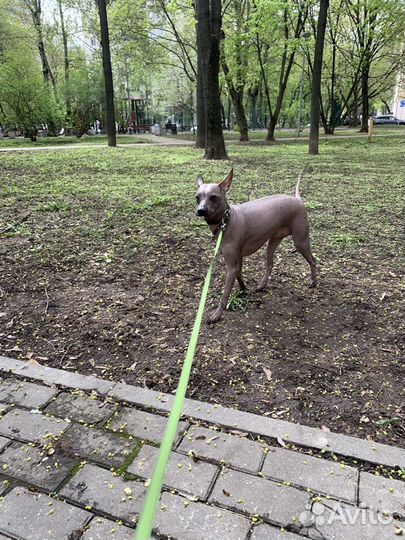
[195, 169, 233, 219]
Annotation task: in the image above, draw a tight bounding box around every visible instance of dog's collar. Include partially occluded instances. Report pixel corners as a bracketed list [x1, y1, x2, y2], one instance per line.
[211, 208, 230, 240]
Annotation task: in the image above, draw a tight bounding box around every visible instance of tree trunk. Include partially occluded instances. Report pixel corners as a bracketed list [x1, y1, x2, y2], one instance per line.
[196, 0, 227, 159]
[309, 0, 329, 155]
[221, 54, 248, 141]
[57, 0, 71, 125]
[195, 25, 206, 148]
[30, 1, 56, 89]
[328, 38, 336, 133]
[359, 62, 369, 132]
[249, 88, 258, 129]
[96, 0, 116, 147]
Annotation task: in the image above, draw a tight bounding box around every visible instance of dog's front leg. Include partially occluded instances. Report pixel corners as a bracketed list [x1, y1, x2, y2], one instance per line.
[207, 256, 238, 324]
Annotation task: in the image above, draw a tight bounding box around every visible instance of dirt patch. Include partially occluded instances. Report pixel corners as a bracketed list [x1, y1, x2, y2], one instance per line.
[0, 141, 404, 448]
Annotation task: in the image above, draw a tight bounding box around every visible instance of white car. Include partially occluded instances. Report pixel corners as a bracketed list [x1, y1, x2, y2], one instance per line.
[373, 115, 405, 125]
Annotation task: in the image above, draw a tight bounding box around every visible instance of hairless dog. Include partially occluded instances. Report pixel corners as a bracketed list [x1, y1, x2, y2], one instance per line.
[196, 169, 317, 324]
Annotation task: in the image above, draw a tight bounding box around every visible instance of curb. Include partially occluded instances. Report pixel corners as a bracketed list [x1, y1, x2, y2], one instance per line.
[1, 355, 404, 469]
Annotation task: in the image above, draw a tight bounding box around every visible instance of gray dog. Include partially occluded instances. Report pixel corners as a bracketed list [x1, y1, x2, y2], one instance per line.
[196, 169, 317, 323]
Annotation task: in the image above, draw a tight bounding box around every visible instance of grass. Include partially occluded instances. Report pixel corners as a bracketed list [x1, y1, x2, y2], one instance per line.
[174, 125, 405, 141]
[1, 135, 403, 246]
[0, 134, 149, 148]
[0, 135, 404, 446]
[1, 126, 403, 148]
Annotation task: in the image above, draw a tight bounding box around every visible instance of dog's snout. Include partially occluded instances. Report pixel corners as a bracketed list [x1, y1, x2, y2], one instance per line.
[197, 207, 207, 217]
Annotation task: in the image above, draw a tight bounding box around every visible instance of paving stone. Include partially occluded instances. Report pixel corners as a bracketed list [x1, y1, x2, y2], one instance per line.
[154, 491, 251, 540]
[60, 463, 147, 524]
[0, 435, 10, 452]
[251, 524, 304, 540]
[210, 468, 309, 526]
[45, 391, 116, 424]
[82, 517, 135, 540]
[262, 448, 358, 502]
[0, 402, 11, 414]
[109, 380, 405, 470]
[359, 472, 405, 517]
[177, 425, 264, 472]
[0, 441, 77, 490]
[0, 486, 91, 540]
[107, 407, 187, 444]
[0, 408, 70, 444]
[0, 378, 58, 409]
[313, 500, 403, 540]
[59, 423, 139, 468]
[0, 356, 114, 395]
[3, 358, 405, 469]
[0, 475, 12, 496]
[128, 444, 218, 500]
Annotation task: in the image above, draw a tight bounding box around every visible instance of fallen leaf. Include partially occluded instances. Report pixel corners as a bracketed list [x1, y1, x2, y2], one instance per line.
[262, 367, 272, 381]
[229, 430, 248, 437]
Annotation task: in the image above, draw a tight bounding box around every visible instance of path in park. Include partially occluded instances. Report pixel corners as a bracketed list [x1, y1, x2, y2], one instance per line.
[0, 356, 405, 539]
[0, 132, 402, 153]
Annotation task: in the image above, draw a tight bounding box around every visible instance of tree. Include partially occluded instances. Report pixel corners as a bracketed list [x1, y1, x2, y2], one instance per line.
[196, 14, 206, 148]
[196, 0, 228, 159]
[56, 0, 71, 125]
[309, 0, 329, 154]
[220, 0, 250, 141]
[251, 0, 310, 141]
[96, 0, 116, 147]
[0, 43, 62, 139]
[21, 0, 56, 89]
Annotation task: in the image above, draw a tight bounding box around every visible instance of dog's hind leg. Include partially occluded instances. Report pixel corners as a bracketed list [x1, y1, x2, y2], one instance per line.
[236, 257, 246, 292]
[256, 237, 283, 291]
[291, 227, 317, 287]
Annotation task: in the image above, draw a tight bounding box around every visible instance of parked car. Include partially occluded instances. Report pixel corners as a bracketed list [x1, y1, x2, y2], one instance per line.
[373, 115, 405, 125]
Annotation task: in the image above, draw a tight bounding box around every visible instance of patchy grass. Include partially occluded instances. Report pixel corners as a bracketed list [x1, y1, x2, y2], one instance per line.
[0, 136, 404, 447]
[0, 134, 149, 148]
[175, 125, 405, 141]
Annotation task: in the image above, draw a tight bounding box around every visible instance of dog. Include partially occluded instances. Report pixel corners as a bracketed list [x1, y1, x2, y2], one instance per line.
[196, 169, 317, 323]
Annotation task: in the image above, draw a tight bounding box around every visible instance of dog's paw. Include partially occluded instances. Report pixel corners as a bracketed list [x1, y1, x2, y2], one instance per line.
[207, 310, 222, 324]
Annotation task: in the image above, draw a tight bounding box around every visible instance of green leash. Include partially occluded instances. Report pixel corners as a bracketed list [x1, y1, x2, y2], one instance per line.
[135, 230, 223, 540]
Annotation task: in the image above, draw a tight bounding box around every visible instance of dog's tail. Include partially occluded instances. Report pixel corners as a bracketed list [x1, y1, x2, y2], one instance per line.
[295, 171, 303, 200]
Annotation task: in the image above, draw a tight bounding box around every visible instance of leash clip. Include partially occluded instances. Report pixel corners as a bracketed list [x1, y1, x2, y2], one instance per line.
[220, 208, 230, 231]
[211, 208, 230, 240]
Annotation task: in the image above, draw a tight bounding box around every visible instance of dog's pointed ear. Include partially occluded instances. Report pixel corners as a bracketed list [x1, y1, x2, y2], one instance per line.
[196, 175, 204, 187]
[219, 168, 234, 192]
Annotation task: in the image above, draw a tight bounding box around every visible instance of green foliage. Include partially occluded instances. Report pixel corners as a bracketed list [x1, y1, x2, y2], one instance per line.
[67, 51, 105, 136]
[0, 46, 63, 134]
[0, 0, 403, 138]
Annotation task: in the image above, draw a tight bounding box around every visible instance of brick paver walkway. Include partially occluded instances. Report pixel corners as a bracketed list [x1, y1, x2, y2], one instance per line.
[0, 356, 404, 540]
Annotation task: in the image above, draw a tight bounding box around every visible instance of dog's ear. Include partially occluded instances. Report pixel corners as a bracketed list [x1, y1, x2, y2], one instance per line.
[196, 175, 204, 187]
[219, 168, 233, 192]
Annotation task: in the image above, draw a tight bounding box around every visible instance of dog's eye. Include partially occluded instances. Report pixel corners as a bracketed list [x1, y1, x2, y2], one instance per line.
[209, 195, 218, 201]
[196, 195, 200, 202]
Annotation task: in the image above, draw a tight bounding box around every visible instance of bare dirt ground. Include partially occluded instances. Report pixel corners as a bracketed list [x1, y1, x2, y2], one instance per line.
[1, 138, 404, 447]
